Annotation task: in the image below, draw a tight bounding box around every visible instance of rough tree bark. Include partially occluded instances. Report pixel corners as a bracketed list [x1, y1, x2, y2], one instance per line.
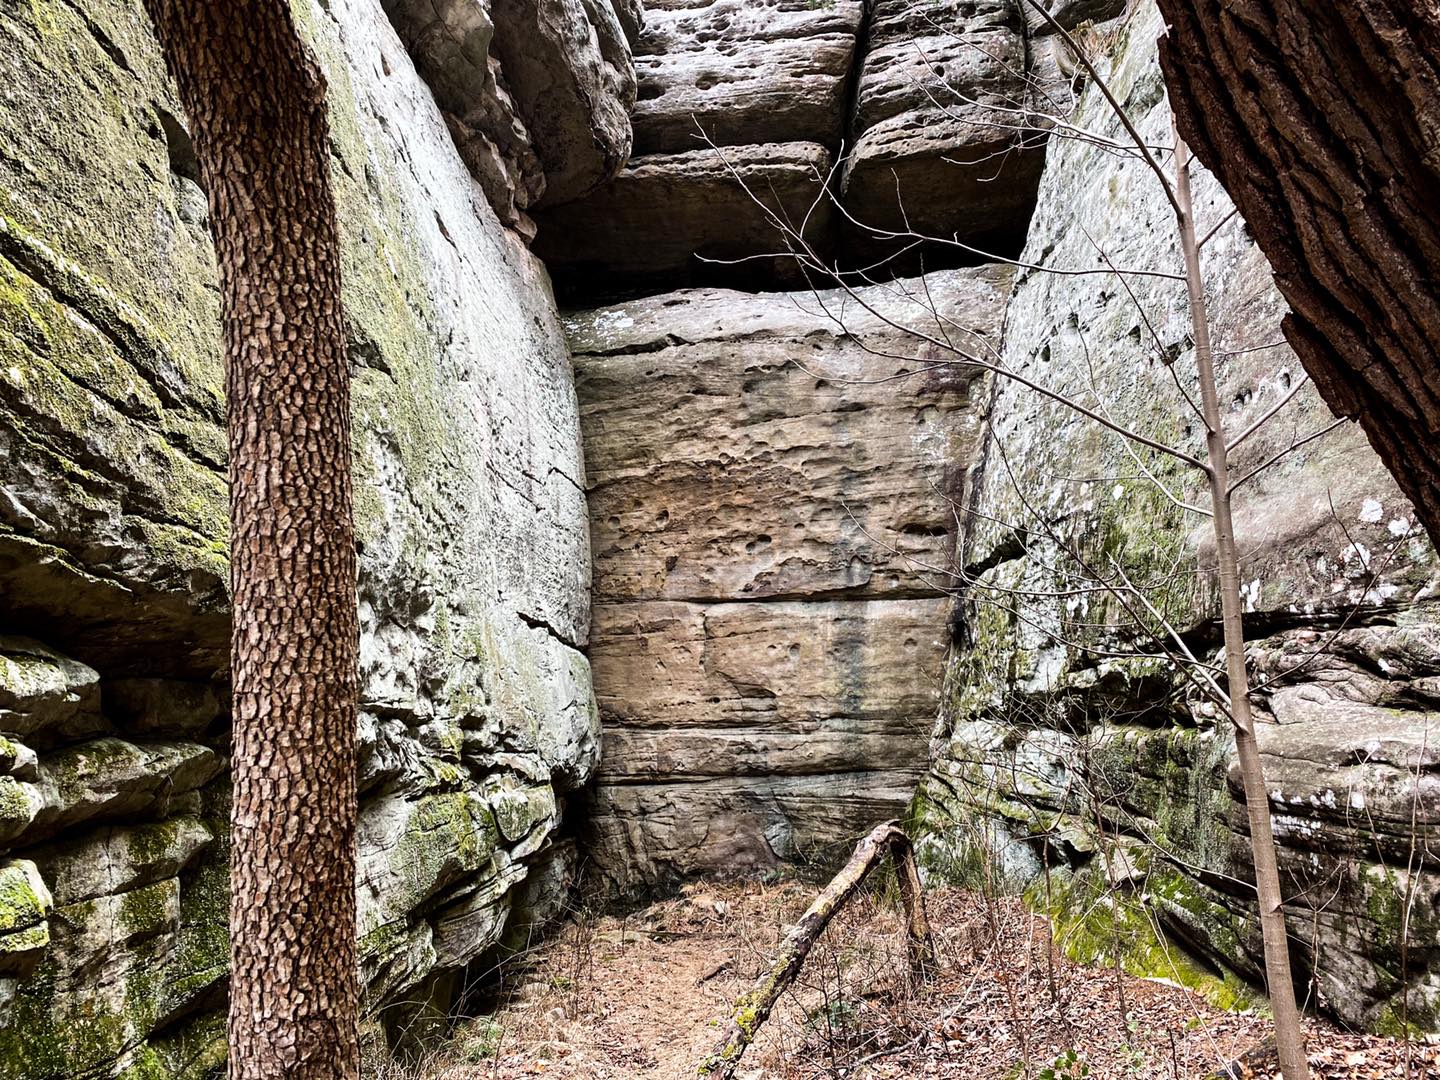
[140, 3, 361, 1077]
[1154, 0, 1440, 545]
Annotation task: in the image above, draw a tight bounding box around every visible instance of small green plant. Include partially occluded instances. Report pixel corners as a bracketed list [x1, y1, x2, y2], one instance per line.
[459, 1019, 505, 1064]
[804, 998, 857, 1034]
[1119, 1021, 1148, 1076]
[1038, 1049, 1090, 1080]
[1120, 1043, 1148, 1076]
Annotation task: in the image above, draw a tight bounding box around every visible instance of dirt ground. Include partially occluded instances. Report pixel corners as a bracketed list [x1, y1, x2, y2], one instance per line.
[394, 881, 1440, 1080]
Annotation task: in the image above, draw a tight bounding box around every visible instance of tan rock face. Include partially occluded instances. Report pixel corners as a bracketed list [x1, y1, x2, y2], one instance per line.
[568, 268, 1011, 894]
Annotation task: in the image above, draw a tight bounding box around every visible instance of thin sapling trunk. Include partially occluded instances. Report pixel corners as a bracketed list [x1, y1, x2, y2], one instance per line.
[1174, 130, 1310, 1080]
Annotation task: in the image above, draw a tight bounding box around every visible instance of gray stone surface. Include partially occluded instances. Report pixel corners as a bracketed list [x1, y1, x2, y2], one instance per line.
[1032, 0, 1130, 33]
[0, 639, 104, 749]
[0, 0, 598, 1072]
[534, 141, 836, 294]
[491, 0, 637, 206]
[568, 268, 1010, 894]
[841, 0, 1046, 262]
[917, 3, 1440, 1032]
[378, 0, 546, 230]
[0, 861, 51, 978]
[629, 0, 863, 155]
[531, 0, 862, 291]
[379, 0, 637, 230]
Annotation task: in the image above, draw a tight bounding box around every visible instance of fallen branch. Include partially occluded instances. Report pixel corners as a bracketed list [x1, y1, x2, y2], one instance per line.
[697, 820, 935, 1078]
[696, 957, 734, 985]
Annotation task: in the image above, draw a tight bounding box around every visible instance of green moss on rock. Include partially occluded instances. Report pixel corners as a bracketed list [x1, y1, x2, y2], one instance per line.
[0, 860, 51, 940]
[1026, 862, 1260, 1016]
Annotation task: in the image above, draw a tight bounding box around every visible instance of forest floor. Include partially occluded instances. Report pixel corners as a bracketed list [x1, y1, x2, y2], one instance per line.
[393, 880, 1439, 1080]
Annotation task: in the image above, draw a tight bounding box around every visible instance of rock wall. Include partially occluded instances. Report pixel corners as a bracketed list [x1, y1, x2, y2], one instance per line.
[379, 0, 637, 234]
[917, 3, 1440, 1034]
[551, 0, 1094, 896]
[7, 0, 1434, 1069]
[533, 0, 1049, 297]
[568, 270, 1009, 894]
[0, 0, 610, 1073]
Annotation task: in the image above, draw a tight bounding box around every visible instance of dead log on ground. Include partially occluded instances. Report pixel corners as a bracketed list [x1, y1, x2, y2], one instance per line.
[696, 820, 935, 1078]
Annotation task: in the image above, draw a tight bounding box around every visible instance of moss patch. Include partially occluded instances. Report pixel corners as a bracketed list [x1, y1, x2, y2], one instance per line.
[1026, 862, 1260, 1016]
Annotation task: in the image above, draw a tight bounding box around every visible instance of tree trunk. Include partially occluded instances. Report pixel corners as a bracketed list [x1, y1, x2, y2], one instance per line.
[1175, 133, 1309, 1080]
[140, 3, 360, 1077]
[1155, 0, 1440, 546]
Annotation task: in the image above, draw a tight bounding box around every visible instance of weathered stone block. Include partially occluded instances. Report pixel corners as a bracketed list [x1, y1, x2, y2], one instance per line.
[535, 142, 836, 295]
[379, 0, 637, 228]
[570, 269, 1009, 893]
[0, 639, 103, 748]
[840, 0, 1046, 262]
[629, 0, 863, 155]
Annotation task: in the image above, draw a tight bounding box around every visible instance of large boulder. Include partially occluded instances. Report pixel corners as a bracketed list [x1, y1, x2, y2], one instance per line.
[532, 0, 1052, 297]
[629, 0, 864, 154]
[532, 0, 864, 296]
[567, 266, 1011, 894]
[490, 0, 637, 206]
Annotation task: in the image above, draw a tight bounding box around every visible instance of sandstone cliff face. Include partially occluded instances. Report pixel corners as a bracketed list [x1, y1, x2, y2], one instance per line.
[917, 4, 1440, 1033]
[0, 0, 599, 1073]
[533, 0, 1046, 296]
[567, 271, 1009, 893]
[3, 0, 1436, 1067]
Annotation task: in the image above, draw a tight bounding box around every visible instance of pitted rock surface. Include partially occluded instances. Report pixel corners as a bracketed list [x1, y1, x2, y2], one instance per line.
[917, 3, 1440, 1033]
[628, 0, 864, 154]
[567, 268, 1010, 894]
[535, 0, 1047, 296]
[841, 0, 1046, 264]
